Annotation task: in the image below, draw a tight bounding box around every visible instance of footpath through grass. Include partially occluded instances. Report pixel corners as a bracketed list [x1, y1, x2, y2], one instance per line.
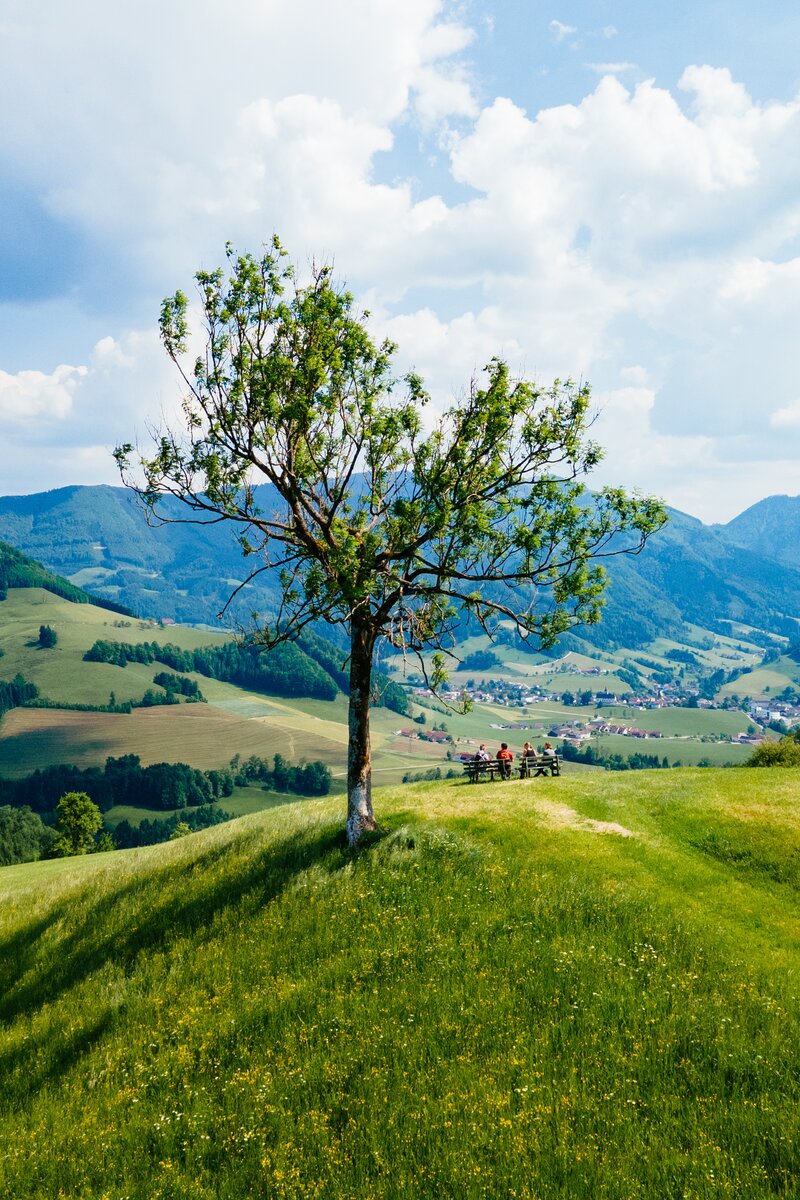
[1, 769, 799, 1198]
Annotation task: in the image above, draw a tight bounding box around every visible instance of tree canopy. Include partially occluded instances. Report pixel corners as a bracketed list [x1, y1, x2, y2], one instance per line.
[117, 238, 666, 844]
[52, 791, 103, 856]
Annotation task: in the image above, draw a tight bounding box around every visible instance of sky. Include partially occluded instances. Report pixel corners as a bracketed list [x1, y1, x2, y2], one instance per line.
[1, 0, 800, 523]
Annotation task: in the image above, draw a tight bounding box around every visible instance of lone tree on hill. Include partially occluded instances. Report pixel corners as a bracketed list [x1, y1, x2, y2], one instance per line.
[116, 238, 666, 846]
[38, 624, 57, 648]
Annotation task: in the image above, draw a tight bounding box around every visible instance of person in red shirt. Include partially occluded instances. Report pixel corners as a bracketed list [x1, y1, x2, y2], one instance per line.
[496, 741, 514, 780]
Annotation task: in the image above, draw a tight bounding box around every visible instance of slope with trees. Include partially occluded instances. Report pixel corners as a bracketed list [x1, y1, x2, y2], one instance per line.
[0, 538, 131, 613]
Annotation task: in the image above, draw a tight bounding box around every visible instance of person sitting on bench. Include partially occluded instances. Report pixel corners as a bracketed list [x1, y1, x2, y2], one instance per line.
[496, 742, 514, 779]
[520, 741, 537, 777]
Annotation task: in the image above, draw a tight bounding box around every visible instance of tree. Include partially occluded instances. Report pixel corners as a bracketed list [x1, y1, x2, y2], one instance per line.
[52, 791, 102, 856]
[0, 805, 54, 866]
[116, 239, 666, 846]
[38, 624, 57, 648]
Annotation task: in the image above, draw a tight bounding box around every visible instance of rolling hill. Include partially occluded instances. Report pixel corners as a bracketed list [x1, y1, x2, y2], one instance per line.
[1, 770, 799, 1197]
[0, 580, 439, 793]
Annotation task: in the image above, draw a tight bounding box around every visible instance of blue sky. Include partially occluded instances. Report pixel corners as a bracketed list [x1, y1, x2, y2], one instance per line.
[1, 0, 799, 521]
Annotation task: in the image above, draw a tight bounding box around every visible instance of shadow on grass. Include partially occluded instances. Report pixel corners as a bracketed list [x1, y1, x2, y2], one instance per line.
[0, 821, 373, 1033]
[0, 1012, 114, 1113]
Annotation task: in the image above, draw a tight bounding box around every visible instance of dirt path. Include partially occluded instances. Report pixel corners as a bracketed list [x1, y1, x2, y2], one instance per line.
[535, 798, 639, 838]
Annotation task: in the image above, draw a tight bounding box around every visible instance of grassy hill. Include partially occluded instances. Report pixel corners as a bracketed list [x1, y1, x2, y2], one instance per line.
[2, 769, 799, 1198]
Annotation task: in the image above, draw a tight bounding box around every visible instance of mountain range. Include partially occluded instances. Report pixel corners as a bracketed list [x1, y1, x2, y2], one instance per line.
[0, 485, 799, 650]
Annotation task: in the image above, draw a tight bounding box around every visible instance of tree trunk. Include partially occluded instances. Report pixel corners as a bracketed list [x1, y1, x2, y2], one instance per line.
[346, 618, 378, 847]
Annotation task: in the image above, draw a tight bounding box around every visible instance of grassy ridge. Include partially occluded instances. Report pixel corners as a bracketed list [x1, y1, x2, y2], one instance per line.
[2, 769, 799, 1198]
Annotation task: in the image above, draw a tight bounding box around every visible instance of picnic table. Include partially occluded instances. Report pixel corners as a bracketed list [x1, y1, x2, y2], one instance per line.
[463, 753, 560, 782]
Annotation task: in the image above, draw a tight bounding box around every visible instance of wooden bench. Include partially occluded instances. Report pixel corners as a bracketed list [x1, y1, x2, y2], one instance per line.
[463, 753, 560, 782]
[463, 758, 508, 782]
[518, 753, 560, 778]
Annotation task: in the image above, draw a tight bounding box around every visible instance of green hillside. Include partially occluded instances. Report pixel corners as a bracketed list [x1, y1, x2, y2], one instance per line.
[0, 582, 770, 803]
[2, 770, 799, 1198]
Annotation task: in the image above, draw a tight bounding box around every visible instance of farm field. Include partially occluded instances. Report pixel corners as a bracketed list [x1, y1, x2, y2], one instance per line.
[0, 703, 431, 783]
[586, 732, 752, 767]
[1, 768, 799, 1197]
[583, 704, 755, 737]
[0, 584, 777, 787]
[0, 705, 327, 777]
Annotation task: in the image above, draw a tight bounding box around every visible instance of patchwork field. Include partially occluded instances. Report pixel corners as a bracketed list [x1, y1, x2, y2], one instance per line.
[0, 588, 228, 706]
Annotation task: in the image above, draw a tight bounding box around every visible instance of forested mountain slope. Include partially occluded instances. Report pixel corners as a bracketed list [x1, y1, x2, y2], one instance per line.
[714, 494, 800, 570]
[2, 484, 800, 647]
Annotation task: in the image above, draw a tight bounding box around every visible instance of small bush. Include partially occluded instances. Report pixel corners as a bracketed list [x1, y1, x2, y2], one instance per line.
[746, 738, 800, 767]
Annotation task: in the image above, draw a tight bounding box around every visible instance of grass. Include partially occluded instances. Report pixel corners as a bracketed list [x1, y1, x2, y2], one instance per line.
[717, 656, 800, 700]
[1, 768, 799, 1197]
[0, 587, 770, 786]
[586, 733, 753, 767]
[592, 705, 753, 738]
[0, 588, 444, 782]
[103, 786, 311, 828]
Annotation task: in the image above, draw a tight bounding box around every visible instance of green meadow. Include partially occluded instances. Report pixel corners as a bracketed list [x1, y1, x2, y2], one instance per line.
[0, 588, 228, 707]
[2, 768, 799, 1198]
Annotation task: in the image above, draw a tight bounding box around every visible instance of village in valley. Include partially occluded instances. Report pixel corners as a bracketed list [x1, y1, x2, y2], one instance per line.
[392, 637, 800, 765]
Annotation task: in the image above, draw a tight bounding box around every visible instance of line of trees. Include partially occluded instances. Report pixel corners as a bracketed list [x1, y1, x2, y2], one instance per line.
[558, 741, 672, 771]
[152, 670, 203, 698]
[84, 634, 411, 716]
[230, 753, 332, 796]
[84, 638, 338, 701]
[113, 803, 233, 849]
[0, 673, 39, 717]
[0, 754, 234, 814]
[0, 792, 235, 863]
[0, 750, 332, 818]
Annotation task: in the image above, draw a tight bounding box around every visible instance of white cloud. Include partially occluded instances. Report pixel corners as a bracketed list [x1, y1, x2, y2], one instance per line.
[0, 364, 87, 424]
[549, 20, 577, 43]
[770, 400, 800, 429]
[1, 2, 800, 522]
[0, 0, 476, 288]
